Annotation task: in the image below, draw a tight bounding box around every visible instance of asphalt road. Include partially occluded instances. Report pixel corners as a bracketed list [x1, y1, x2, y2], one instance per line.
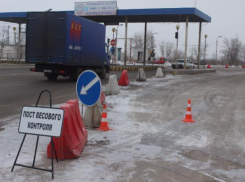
[0, 64, 156, 126]
[1, 64, 245, 181]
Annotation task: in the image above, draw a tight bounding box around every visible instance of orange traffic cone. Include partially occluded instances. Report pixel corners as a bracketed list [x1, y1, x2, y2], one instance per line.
[182, 99, 195, 123]
[99, 104, 111, 131]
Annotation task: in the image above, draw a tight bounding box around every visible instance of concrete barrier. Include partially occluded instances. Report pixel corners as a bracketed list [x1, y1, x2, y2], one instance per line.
[83, 100, 103, 128]
[155, 68, 164, 78]
[136, 68, 146, 81]
[105, 75, 120, 95]
[118, 70, 129, 86]
[47, 100, 88, 160]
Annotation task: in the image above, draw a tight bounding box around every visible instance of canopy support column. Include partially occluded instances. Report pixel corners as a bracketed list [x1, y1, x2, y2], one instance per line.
[124, 17, 128, 66]
[18, 23, 21, 61]
[184, 16, 189, 69]
[197, 22, 202, 69]
[143, 22, 147, 66]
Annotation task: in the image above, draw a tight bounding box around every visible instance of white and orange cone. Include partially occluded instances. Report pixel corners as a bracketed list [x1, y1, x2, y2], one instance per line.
[99, 104, 111, 131]
[182, 99, 195, 123]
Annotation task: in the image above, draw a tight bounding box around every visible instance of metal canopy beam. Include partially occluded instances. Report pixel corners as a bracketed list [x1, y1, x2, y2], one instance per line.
[0, 8, 211, 24]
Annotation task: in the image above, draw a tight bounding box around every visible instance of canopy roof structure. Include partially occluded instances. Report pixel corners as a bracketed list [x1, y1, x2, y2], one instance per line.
[0, 8, 211, 24]
[0, 7, 211, 68]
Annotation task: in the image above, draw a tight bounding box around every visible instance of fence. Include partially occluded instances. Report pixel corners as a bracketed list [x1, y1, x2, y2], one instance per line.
[0, 53, 25, 60]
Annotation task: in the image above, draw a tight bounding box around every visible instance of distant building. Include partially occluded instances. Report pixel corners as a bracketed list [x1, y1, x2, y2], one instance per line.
[131, 48, 152, 62]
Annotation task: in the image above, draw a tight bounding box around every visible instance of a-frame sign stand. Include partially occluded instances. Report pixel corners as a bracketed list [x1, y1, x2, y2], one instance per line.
[11, 90, 60, 179]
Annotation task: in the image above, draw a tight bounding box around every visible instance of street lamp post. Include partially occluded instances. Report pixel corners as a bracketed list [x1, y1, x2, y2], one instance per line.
[114, 24, 123, 62]
[216, 36, 222, 63]
[13, 27, 16, 45]
[175, 24, 180, 72]
[204, 34, 208, 61]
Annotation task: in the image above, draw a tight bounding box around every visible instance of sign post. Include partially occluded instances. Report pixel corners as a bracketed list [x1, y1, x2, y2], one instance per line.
[76, 70, 102, 128]
[11, 90, 64, 179]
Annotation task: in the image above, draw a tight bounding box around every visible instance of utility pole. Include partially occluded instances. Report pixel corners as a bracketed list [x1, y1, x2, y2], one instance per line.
[216, 36, 222, 63]
[204, 34, 208, 61]
[18, 23, 21, 61]
[129, 38, 132, 63]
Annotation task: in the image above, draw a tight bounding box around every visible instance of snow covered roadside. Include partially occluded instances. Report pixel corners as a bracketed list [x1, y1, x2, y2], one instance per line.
[0, 75, 178, 182]
[1, 73, 245, 182]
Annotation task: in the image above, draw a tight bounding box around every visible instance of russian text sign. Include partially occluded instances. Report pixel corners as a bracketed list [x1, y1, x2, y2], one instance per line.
[19, 106, 64, 137]
[75, 1, 117, 16]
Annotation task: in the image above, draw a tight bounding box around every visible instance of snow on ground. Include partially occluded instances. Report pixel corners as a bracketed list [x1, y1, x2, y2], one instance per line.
[1, 73, 245, 181]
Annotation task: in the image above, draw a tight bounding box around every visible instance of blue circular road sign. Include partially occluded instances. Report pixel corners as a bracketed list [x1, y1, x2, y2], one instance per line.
[76, 70, 102, 107]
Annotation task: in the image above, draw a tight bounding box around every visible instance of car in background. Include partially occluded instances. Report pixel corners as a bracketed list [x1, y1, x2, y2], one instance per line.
[172, 59, 195, 69]
[152, 57, 166, 64]
[194, 60, 207, 65]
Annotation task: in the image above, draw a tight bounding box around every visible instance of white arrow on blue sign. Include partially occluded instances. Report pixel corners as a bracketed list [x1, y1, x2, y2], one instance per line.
[76, 70, 102, 107]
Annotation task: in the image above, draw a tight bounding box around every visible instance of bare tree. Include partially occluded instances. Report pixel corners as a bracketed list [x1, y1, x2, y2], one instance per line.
[166, 42, 174, 61]
[192, 44, 208, 61]
[132, 31, 155, 49]
[221, 37, 242, 65]
[239, 45, 245, 64]
[177, 49, 184, 59]
[159, 40, 165, 57]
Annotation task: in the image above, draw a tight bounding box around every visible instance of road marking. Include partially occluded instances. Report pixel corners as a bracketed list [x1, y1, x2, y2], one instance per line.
[80, 77, 99, 95]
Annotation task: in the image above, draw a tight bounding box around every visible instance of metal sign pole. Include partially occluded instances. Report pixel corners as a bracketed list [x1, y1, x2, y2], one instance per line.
[91, 106, 95, 129]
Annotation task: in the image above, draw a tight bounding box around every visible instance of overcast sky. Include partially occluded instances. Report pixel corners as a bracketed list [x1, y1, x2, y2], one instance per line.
[0, 0, 244, 59]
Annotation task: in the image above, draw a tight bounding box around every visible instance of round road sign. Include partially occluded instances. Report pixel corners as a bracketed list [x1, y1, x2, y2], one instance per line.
[111, 39, 116, 46]
[76, 70, 102, 107]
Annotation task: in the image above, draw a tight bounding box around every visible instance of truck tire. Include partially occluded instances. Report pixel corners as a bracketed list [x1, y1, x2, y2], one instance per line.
[100, 67, 106, 79]
[47, 74, 58, 81]
[106, 66, 110, 73]
[70, 67, 83, 81]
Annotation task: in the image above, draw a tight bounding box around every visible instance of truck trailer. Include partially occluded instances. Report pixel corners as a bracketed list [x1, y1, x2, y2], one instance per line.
[26, 12, 110, 80]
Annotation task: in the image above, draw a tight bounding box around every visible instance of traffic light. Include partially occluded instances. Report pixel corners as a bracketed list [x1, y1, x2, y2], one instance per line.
[107, 38, 110, 44]
[175, 32, 178, 39]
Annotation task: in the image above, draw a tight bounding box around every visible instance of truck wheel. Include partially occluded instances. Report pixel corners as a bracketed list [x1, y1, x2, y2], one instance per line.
[47, 74, 58, 81]
[106, 66, 110, 73]
[70, 67, 83, 81]
[100, 67, 106, 79]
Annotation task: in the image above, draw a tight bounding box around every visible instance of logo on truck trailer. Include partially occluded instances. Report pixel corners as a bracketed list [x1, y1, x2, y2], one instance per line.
[70, 20, 82, 41]
[69, 20, 82, 50]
